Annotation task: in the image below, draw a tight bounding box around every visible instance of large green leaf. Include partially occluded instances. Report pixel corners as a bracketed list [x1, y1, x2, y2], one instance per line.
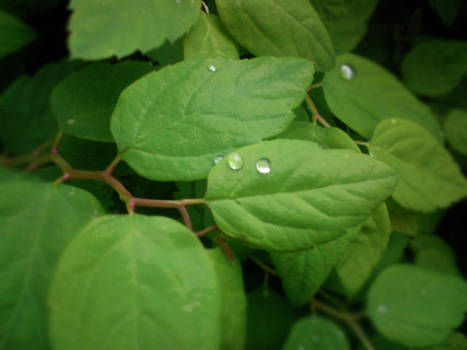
[183, 12, 239, 59]
[322, 54, 442, 140]
[0, 181, 102, 350]
[336, 204, 390, 296]
[111, 57, 314, 181]
[402, 40, 467, 97]
[282, 316, 350, 350]
[216, 0, 335, 71]
[52, 61, 153, 142]
[0, 60, 84, 154]
[444, 109, 467, 155]
[49, 214, 221, 350]
[367, 264, 467, 347]
[207, 248, 246, 350]
[0, 11, 35, 59]
[68, 0, 201, 60]
[368, 118, 467, 212]
[205, 139, 398, 251]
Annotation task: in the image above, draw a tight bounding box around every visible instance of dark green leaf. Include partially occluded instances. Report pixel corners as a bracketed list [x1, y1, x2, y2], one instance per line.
[411, 235, 460, 276]
[426, 0, 462, 26]
[0, 11, 35, 59]
[145, 39, 184, 66]
[387, 199, 419, 236]
[444, 109, 467, 155]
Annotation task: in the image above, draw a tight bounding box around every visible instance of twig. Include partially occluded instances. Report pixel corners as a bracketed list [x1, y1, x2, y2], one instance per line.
[201, 1, 210, 13]
[213, 233, 235, 262]
[305, 95, 331, 128]
[306, 83, 323, 92]
[249, 256, 279, 276]
[196, 225, 218, 237]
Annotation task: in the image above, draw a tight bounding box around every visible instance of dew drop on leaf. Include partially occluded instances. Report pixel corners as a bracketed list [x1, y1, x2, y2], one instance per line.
[227, 153, 243, 170]
[214, 155, 224, 165]
[377, 304, 388, 315]
[340, 64, 355, 80]
[67, 118, 75, 125]
[256, 158, 271, 174]
[391, 118, 397, 125]
[207, 64, 217, 72]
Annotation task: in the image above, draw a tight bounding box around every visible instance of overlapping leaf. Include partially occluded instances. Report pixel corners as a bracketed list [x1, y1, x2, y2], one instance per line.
[0, 181, 102, 350]
[49, 215, 221, 350]
[368, 118, 467, 212]
[68, 0, 201, 59]
[216, 0, 335, 71]
[0, 11, 35, 59]
[444, 109, 467, 155]
[111, 57, 314, 181]
[205, 140, 398, 251]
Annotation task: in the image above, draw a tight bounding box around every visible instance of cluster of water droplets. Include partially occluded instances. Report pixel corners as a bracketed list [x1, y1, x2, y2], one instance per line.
[213, 153, 272, 174]
[340, 64, 355, 80]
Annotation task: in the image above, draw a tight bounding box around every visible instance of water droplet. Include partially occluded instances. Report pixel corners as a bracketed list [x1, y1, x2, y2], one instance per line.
[256, 158, 271, 174]
[377, 304, 388, 315]
[208, 64, 217, 72]
[390, 118, 396, 125]
[340, 64, 355, 80]
[214, 155, 224, 165]
[227, 153, 243, 170]
[67, 118, 75, 125]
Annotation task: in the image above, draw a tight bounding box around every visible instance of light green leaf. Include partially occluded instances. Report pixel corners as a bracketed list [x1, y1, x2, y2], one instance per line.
[387, 199, 419, 236]
[245, 287, 295, 350]
[411, 235, 460, 276]
[0, 11, 35, 59]
[111, 56, 314, 181]
[402, 40, 467, 97]
[336, 204, 390, 296]
[312, 0, 378, 54]
[271, 227, 359, 306]
[184, 12, 239, 59]
[207, 248, 246, 350]
[205, 139, 398, 251]
[68, 0, 201, 60]
[276, 121, 361, 152]
[426, 0, 462, 26]
[0, 181, 102, 350]
[216, 0, 335, 71]
[444, 109, 467, 155]
[322, 54, 442, 140]
[368, 118, 467, 212]
[0, 60, 84, 154]
[367, 264, 467, 347]
[282, 316, 350, 350]
[52, 61, 153, 142]
[49, 215, 221, 350]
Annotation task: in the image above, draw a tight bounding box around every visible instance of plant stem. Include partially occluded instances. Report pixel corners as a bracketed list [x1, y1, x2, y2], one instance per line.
[305, 95, 331, 127]
[213, 233, 235, 262]
[196, 225, 218, 237]
[249, 256, 279, 276]
[306, 83, 323, 92]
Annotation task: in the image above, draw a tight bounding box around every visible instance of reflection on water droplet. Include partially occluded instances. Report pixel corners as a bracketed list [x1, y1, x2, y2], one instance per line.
[208, 64, 217, 72]
[227, 153, 243, 170]
[256, 158, 271, 174]
[214, 155, 224, 164]
[340, 64, 355, 80]
[67, 118, 75, 125]
[377, 304, 388, 314]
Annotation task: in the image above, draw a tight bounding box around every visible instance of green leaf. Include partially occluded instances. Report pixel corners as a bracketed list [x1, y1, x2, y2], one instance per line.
[207, 248, 246, 350]
[183, 12, 239, 59]
[276, 121, 361, 152]
[411, 235, 460, 276]
[205, 139, 398, 251]
[402, 40, 467, 97]
[312, 0, 378, 54]
[0, 181, 102, 350]
[111, 56, 314, 181]
[0, 60, 84, 154]
[367, 264, 467, 347]
[145, 39, 184, 66]
[336, 204, 391, 296]
[387, 199, 419, 236]
[271, 227, 359, 305]
[322, 54, 442, 141]
[444, 109, 467, 155]
[426, 0, 462, 26]
[372, 232, 409, 276]
[368, 118, 467, 212]
[52, 61, 153, 142]
[245, 287, 295, 350]
[49, 215, 221, 350]
[216, 0, 335, 71]
[0, 11, 35, 59]
[282, 316, 350, 350]
[68, 0, 201, 60]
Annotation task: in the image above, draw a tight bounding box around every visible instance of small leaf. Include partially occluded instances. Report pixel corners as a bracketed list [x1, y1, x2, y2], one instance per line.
[49, 215, 221, 350]
[0, 181, 102, 350]
[426, 0, 462, 26]
[52, 61, 153, 142]
[205, 139, 398, 251]
[68, 0, 201, 60]
[367, 264, 467, 347]
[387, 199, 419, 236]
[0, 11, 35, 59]
[111, 56, 314, 181]
[402, 40, 467, 97]
[323, 54, 442, 141]
[411, 235, 460, 276]
[216, 0, 335, 71]
[368, 118, 467, 212]
[207, 248, 246, 350]
[444, 109, 467, 155]
[282, 316, 350, 350]
[184, 12, 239, 59]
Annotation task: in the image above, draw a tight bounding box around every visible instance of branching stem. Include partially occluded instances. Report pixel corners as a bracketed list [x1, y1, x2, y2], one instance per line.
[305, 95, 331, 128]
